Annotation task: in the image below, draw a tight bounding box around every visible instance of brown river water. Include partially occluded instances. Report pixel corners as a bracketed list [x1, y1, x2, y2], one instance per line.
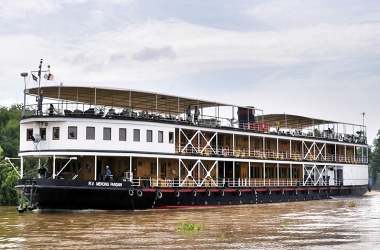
[0, 191, 379, 250]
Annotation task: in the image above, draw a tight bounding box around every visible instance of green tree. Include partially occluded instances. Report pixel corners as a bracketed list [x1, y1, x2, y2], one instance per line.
[0, 105, 22, 158]
[369, 130, 380, 186]
[0, 147, 19, 205]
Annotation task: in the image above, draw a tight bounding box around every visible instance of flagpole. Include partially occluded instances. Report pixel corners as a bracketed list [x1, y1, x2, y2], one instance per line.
[20, 72, 28, 117]
[37, 59, 42, 98]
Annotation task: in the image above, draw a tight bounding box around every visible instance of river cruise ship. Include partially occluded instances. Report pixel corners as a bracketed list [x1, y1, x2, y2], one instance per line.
[13, 67, 369, 211]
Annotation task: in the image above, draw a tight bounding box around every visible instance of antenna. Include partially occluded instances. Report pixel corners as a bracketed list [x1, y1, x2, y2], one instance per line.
[37, 59, 43, 98]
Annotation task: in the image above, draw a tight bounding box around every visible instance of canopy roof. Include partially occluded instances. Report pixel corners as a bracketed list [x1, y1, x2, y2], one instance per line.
[26, 85, 355, 127]
[255, 114, 338, 128]
[26, 86, 230, 116]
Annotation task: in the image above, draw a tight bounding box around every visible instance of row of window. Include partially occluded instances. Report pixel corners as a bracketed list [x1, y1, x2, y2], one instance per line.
[26, 127, 174, 144]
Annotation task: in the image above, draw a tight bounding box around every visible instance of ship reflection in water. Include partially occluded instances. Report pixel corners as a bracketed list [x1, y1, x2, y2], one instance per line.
[1, 192, 379, 250]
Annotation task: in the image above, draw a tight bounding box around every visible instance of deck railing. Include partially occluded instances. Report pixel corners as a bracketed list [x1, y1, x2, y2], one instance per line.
[24, 102, 367, 145]
[178, 146, 368, 164]
[128, 177, 367, 188]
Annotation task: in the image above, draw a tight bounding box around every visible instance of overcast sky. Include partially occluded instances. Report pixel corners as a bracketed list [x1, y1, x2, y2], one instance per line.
[1, 0, 379, 144]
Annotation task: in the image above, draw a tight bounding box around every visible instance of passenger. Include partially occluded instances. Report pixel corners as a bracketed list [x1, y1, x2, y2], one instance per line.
[275, 120, 280, 133]
[49, 104, 54, 116]
[194, 106, 200, 125]
[186, 106, 192, 123]
[38, 166, 47, 178]
[105, 166, 111, 181]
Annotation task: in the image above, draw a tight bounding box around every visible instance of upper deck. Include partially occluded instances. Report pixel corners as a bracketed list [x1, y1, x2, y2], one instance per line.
[23, 85, 367, 145]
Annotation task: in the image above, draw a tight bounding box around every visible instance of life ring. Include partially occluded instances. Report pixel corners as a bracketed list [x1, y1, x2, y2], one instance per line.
[128, 189, 134, 196]
[307, 189, 310, 195]
[237, 189, 241, 196]
[175, 189, 180, 197]
[281, 189, 284, 195]
[166, 179, 172, 187]
[137, 189, 143, 197]
[294, 189, 298, 195]
[253, 189, 257, 195]
[206, 189, 211, 197]
[338, 134, 343, 141]
[192, 189, 197, 197]
[220, 189, 225, 196]
[268, 188, 271, 195]
[141, 110, 148, 118]
[222, 148, 228, 156]
[156, 189, 163, 199]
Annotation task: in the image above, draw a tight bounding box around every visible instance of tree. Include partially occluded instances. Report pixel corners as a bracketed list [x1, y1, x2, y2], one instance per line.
[0, 105, 22, 158]
[369, 130, 380, 186]
[0, 147, 19, 205]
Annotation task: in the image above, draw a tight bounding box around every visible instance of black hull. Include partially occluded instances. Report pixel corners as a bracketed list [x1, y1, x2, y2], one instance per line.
[16, 179, 369, 211]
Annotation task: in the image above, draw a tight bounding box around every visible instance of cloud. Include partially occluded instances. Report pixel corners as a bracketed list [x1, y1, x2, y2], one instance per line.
[132, 46, 176, 61]
[0, 0, 61, 19]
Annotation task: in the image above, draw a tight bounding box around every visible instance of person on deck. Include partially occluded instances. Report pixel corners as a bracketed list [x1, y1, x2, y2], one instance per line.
[49, 104, 55, 116]
[194, 106, 200, 125]
[186, 106, 192, 123]
[38, 166, 47, 178]
[105, 166, 111, 181]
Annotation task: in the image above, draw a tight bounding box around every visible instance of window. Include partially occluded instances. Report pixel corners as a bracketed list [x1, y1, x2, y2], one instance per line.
[86, 127, 95, 140]
[103, 127, 111, 140]
[119, 128, 126, 141]
[147, 130, 153, 142]
[68, 126, 77, 139]
[40, 128, 46, 140]
[169, 132, 174, 144]
[158, 131, 163, 143]
[255, 140, 260, 149]
[150, 162, 157, 175]
[27, 129, 33, 141]
[133, 129, 140, 142]
[292, 168, 299, 178]
[53, 127, 60, 140]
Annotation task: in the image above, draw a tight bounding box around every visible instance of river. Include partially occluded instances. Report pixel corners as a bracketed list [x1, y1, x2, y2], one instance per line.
[0, 191, 379, 250]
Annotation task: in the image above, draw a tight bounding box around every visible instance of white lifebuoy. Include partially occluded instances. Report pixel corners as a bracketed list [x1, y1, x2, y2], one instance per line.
[207, 189, 211, 196]
[268, 188, 271, 195]
[307, 189, 310, 195]
[237, 189, 241, 196]
[192, 189, 197, 196]
[254, 189, 257, 195]
[175, 189, 180, 197]
[137, 189, 143, 197]
[156, 189, 163, 199]
[222, 148, 228, 156]
[281, 189, 284, 195]
[338, 134, 343, 141]
[166, 179, 172, 187]
[220, 189, 225, 196]
[128, 189, 134, 196]
[294, 189, 298, 195]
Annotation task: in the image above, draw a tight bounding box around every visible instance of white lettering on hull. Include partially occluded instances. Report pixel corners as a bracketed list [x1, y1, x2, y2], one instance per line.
[87, 181, 123, 188]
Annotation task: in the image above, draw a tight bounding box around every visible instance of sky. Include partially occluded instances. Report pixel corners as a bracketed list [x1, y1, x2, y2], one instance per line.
[0, 0, 379, 145]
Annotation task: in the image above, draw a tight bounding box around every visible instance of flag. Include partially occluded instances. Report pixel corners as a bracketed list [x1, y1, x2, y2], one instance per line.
[44, 73, 54, 81]
[32, 74, 38, 82]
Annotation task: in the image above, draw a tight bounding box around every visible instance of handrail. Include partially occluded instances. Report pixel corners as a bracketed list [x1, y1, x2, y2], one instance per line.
[128, 177, 368, 188]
